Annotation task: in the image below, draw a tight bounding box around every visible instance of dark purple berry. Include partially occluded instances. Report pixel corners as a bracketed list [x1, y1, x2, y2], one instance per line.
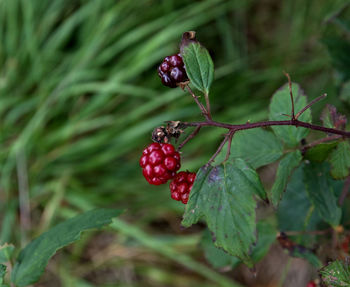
[160, 62, 170, 72]
[158, 53, 188, 88]
[170, 67, 184, 82]
[161, 74, 176, 88]
[169, 55, 183, 67]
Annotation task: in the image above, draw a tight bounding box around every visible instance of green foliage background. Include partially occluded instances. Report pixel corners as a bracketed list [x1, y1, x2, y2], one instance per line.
[0, 0, 348, 286]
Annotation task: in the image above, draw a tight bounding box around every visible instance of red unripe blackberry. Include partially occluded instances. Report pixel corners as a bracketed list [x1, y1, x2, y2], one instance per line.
[341, 235, 350, 253]
[140, 143, 181, 185]
[158, 54, 188, 88]
[307, 281, 316, 287]
[169, 171, 196, 204]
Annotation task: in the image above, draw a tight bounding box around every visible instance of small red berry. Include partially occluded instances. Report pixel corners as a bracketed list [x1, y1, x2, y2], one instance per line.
[169, 171, 196, 204]
[140, 143, 181, 185]
[161, 143, 176, 155]
[307, 281, 316, 287]
[158, 53, 188, 88]
[164, 157, 178, 171]
[341, 235, 350, 253]
[181, 192, 189, 204]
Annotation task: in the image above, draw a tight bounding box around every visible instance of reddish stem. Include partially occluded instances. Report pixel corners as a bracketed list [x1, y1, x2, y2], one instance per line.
[284, 72, 295, 120]
[295, 93, 327, 120]
[206, 134, 230, 166]
[204, 92, 212, 120]
[183, 119, 350, 138]
[301, 134, 342, 153]
[224, 131, 235, 162]
[185, 85, 210, 121]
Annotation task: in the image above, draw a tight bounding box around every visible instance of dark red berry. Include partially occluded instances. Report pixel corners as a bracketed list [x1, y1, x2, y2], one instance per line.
[170, 67, 184, 82]
[160, 73, 176, 88]
[160, 62, 170, 72]
[169, 171, 196, 204]
[307, 281, 316, 287]
[341, 235, 350, 253]
[140, 143, 181, 185]
[169, 54, 183, 67]
[158, 53, 188, 88]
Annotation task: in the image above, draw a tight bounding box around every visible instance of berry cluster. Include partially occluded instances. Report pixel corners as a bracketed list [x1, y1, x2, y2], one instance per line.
[140, 143, 181, 185]
[157, 54, 188, 88]
[139, 53, 195, 203]
[170, 171, 196, 204]
[140, 142, 195, 204]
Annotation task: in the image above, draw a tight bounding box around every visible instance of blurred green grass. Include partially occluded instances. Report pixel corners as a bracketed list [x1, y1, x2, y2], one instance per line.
[0, 0, 348, 286]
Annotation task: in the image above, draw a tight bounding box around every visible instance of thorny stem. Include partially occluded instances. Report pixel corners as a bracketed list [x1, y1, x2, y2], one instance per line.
[295, 93, 327, 120]
[180, 86, 350, 171]
[183, 119, 350, 138]
[206, 134, 230, 166]
[301, 134, 342, 154]
[175, 76, 350, 242]
[204, 92, 212, 120]
[185, 85, 210, 121]
[224, 131, 235, 162]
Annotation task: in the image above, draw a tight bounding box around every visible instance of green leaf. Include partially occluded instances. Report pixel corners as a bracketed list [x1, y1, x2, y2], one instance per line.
[11, 208, 122, 287]
[305, 141, 338, 162]
[0, 244, 15, 264]
[220, 128, 284, 169]
[182, 159, 263, 266]
[0, 264, 6, 285]
[181, 42, 214, 94]
[329, 141, 350, 179]
[321, 104, 335, 129]
[320, 260, 350, 287]
[269, 150, 302, 206]
[201, 220, 276, 269]
[303, 163, 341, 226]
[278, 166, 325, 244]
[233, 157, 267, 200]
[201, 229, 240, 269]
[269, 83, 311, 147]
[250, 220, 277, 263]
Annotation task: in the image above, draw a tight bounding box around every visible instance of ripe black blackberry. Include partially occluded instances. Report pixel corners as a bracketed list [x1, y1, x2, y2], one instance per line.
[158, 54, 188, 88]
